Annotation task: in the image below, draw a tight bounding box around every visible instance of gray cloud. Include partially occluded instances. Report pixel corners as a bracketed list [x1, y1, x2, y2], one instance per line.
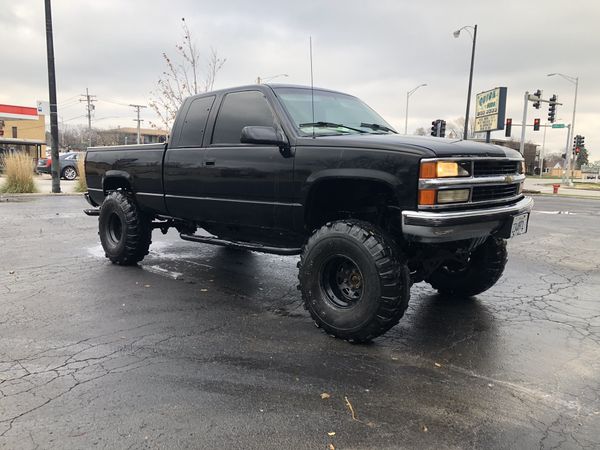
[1, 0, 598, 160]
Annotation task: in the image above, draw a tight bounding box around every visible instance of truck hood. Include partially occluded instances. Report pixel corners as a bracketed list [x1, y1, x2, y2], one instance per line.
[296, 134, 522, 159]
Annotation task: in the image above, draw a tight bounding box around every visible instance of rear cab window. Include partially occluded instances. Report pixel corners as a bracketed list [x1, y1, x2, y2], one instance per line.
[178, 96, 216, 147]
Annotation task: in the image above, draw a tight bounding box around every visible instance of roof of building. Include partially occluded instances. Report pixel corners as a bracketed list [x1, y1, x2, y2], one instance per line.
[0, 104, 39, 121]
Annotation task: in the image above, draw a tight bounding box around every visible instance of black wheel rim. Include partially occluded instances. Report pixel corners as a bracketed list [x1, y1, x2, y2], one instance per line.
[107, 212, 123, 245]
[320, 255, 364, 308]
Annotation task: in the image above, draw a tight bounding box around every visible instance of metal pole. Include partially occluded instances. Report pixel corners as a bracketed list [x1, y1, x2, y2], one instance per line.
[519, 91, 528, 155]
[129, 104, 147, 144]
[463, 24, 477, 140]
[567, 78, 579, 185]
[563, 124, 571, 185]
[404, 91, 409, 135]
[86, 88, 92, 148]
[44, 0, 60, 193]
[540, 123, 547, 176]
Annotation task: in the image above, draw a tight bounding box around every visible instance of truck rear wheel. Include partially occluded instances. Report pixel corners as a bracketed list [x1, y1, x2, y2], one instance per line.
[298, 220, 410, 343]
[99, 191, 152, 265]
[426, 237, 507, 297]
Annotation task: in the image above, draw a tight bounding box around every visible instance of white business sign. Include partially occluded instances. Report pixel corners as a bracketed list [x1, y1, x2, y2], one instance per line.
[474, 87, 507, 133]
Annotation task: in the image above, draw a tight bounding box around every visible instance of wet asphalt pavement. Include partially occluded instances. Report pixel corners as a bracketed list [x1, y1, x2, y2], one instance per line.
[0, 195, 599, 449]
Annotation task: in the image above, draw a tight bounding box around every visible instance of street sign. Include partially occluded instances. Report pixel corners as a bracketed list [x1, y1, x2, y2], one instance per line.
[474, 87, 507, 133]
[551, 123, 566, 128]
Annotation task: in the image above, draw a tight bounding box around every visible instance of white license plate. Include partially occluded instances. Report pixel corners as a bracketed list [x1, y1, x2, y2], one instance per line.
[510, 213, 529, 237]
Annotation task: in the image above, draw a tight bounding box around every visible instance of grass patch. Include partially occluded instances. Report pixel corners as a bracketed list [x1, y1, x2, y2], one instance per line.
[0, 152, 37, 193]
[570, 182, 600, 191]
[74, 154, 87, 192]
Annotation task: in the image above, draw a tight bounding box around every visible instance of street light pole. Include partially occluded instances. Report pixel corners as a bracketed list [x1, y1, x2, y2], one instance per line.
[548, 73, 579, 186]
[454, 24, 477, 140]
[404, 83, 427, 135]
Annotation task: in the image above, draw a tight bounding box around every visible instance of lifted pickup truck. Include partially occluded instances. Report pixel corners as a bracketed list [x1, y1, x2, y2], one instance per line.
[84, 84, 533, 342]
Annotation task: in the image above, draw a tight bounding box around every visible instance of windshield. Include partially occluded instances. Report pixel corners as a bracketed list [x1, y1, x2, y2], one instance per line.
[274, 87, 396, 136]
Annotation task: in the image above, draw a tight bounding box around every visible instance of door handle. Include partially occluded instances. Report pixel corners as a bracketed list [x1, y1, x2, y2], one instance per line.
[205, 159, 216, 166]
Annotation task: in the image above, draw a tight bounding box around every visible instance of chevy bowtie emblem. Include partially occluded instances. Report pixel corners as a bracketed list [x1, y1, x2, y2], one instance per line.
[505, 175, 514, 183]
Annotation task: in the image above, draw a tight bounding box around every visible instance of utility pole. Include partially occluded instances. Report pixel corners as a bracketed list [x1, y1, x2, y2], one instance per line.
[80, 88, 96, 148]
[129, 104, 147, 144]
[44, 0, 60, 193]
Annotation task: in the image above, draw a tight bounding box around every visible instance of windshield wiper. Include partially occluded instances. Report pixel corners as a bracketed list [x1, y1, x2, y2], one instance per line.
[360, 122, 397, 133]
[299, 121, 367, 133]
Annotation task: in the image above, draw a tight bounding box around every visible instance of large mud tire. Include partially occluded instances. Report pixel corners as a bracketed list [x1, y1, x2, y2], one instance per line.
[99, 191, 152, 265]
[298, 220, 410, 343]
[426, 237, 508, 297]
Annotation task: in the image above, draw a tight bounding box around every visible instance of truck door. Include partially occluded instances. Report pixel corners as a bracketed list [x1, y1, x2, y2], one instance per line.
[200, 90, 294, 237]
[163, 95, 216, 219]
[164, 89, 295, 241]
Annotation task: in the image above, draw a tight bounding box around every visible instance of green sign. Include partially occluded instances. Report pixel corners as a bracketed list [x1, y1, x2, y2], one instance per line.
[552, 123, 566, 128]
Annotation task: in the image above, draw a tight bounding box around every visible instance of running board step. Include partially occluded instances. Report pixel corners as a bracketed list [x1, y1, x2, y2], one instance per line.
[179, 233, 301, 255]
[83, 208, 100, 216]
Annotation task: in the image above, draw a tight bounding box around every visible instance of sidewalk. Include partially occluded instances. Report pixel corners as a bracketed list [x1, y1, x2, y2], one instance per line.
[524, 177, 600, 199]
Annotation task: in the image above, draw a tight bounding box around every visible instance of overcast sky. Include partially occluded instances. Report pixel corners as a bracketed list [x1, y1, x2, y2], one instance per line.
[1, 0, 599, 161]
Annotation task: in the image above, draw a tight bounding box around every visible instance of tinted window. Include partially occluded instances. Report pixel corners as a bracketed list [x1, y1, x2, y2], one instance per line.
[179, 96, 215, 147]
[212, 91, 275, 145]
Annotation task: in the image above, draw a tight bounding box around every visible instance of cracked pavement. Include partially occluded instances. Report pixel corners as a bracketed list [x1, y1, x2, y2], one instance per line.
[0, 195, 599, 449]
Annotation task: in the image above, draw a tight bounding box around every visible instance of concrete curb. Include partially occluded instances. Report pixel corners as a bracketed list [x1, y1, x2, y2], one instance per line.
[530, 193, 600, 200]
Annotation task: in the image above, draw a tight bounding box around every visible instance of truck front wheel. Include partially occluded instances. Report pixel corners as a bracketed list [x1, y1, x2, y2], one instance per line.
[298, 220, 410, 343]
[99, 191, 152, 265]
[425, 237, 507, 297]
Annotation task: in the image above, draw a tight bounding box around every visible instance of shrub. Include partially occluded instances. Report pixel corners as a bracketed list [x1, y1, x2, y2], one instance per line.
[0, 152, 37, 194]
[74, 154, 87, 192]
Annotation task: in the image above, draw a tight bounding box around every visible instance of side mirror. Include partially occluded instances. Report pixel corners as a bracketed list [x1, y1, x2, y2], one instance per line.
[240, 126, 288, 147]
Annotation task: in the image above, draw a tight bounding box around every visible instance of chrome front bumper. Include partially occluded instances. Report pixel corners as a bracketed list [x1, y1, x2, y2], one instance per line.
[401, 196, 534, 243]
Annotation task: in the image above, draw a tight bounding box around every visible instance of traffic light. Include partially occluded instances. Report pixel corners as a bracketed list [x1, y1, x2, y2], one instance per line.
[573, 135, 585, 154]
[505, 118, 512, 137]
[532, 89, 542, 109]
[430, 119, 446, 137]
[533, 118, 540, 131]
[548, 94, 557, 123]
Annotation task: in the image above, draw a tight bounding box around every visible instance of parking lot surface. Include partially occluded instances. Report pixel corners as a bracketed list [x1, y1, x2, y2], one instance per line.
[0, 195, 599, 449]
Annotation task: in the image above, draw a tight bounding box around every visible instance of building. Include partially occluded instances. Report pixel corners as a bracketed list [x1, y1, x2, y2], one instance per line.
[98, 127, 168, 146]
[0, 104, 46, 159]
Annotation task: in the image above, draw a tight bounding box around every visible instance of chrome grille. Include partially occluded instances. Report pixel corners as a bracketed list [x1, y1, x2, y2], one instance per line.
[473, 160, 520, 177]
[471, 184, 520, 202]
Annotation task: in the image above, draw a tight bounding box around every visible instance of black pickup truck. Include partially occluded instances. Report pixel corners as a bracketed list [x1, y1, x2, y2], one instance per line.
[84, 84, 533, 342]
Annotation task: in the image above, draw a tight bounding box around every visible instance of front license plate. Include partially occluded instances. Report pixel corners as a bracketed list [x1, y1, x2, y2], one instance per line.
[510, 213, 529, 237]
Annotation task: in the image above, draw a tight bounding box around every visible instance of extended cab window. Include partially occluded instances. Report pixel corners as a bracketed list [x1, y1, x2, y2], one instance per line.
[179, 96, 215, 147]
[212, 91, 275, 145]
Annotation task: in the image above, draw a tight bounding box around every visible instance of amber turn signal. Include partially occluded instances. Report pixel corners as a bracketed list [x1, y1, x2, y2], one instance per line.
[419, 162, 437, 179]
[418, 189, 436, 205]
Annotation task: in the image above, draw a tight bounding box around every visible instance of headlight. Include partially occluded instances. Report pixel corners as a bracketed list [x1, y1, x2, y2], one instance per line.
[519, 161, 526, 174]
[437, 189, 470, 204]
[420, 161, 471, 178]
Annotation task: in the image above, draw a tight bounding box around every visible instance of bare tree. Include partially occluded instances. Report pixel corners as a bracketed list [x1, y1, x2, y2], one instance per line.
[148, 18, 226, 131]
[447, 117, 476, 139]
